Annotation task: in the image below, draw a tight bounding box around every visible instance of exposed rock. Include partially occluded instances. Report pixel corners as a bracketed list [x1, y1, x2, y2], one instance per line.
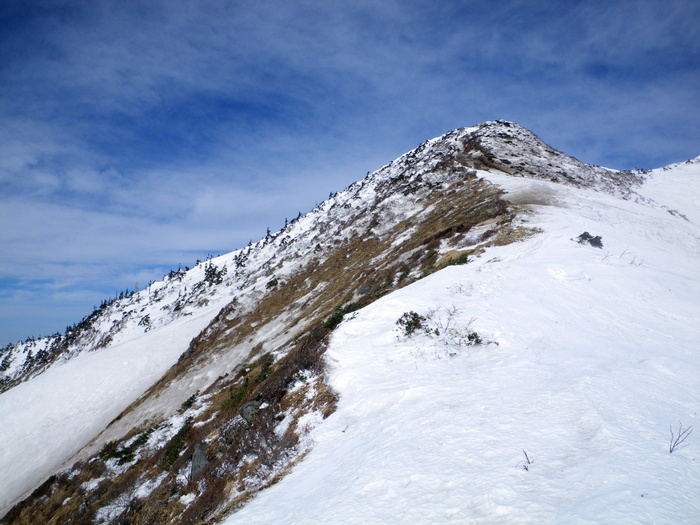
[240, 400, 262, 425]
[190, 443, 208, 480]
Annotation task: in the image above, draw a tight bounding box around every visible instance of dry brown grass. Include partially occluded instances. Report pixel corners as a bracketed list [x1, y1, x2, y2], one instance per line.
[4, 164, 527, 525]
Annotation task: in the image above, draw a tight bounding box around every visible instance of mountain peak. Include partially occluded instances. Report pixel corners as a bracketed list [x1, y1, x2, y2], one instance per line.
[372, 120, 644, 199]
[2, 123, 697, 524]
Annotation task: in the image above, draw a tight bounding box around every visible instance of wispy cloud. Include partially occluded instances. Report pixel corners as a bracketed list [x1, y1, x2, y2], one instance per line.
[1, 0, 698, 344]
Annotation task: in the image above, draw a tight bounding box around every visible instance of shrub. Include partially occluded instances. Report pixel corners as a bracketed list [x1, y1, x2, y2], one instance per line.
[100, 428, 155, 465]
[324, 302, 360, 332]
[181, 390, 199, 409]
[254, 358, 274, 383]
[396, 311, 428, 337]
[118, 428, 154, 465]
[162, 418, 193, 469]
[398, 307, 493, 348]
[576, 232, 603, 248]
[445, 252, 472, 267]
[100, 441, 119, 460]
[467, 331, 483, 345]
[222, 379, 248, 410]
[30, 475, 57, 499]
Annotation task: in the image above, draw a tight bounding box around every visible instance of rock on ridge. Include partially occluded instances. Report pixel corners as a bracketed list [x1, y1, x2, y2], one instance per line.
[456, 120, 646, 196]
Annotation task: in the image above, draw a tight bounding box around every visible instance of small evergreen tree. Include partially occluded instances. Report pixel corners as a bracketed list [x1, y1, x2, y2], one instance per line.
[203, 262, 227, 285]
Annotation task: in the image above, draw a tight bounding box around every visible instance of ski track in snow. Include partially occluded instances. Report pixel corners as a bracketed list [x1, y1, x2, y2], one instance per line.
[224, 168, 699, 524]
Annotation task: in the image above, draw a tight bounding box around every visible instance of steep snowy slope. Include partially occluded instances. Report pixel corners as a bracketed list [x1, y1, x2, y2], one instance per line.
[2, 121, 516, 517]
[0, 259, 245, 512]
[224, 161, 700, 523]
[0, 302, 225, 512]
[1, 122, 697, 524]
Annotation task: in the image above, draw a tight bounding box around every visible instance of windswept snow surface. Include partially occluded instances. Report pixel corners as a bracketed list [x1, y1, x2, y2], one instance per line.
[0, 301, 225, 512]
[225, 167, 699, 524]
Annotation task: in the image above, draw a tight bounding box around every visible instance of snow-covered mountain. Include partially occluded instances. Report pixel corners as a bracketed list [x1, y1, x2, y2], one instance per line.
[1, 121, 698, 524]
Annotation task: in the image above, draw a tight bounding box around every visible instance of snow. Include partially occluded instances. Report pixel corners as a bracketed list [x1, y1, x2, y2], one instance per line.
[274, 412, 295, 438]
[223, 164, 699, 523]
[637, 159, 700, 224]
[0, 122, 697, 523]
[180, 493, 197, 506]
[0, 300, 224, 511]
[133, 472, 168, 499]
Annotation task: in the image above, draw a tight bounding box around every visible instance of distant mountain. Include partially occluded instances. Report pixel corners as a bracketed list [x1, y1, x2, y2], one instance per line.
[1, 121, 697, 524]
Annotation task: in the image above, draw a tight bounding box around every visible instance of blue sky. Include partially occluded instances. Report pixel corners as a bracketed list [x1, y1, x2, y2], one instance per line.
[1, 0, 698, 346]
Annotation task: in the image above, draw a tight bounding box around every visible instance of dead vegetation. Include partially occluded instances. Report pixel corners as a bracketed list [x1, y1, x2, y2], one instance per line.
[3, 327, 337, 525]
[3, 132, 531, 525]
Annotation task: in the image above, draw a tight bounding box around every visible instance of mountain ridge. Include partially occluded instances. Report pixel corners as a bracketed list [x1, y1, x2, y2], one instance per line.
[0, 120, 653, 392]
[1, 121, 697, 524]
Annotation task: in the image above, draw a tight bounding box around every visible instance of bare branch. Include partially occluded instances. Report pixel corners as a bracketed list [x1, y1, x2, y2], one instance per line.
[669, 421, 693, 453]
[517, 450, 533, 471]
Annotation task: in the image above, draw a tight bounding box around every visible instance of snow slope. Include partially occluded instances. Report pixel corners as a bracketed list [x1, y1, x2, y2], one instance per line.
[1, 123, 696, 523]
[223, 163, 699, 523]
[0, 298, 227, 512]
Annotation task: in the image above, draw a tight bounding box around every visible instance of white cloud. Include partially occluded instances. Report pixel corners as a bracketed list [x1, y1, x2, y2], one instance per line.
[0, 0, 698, 344]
